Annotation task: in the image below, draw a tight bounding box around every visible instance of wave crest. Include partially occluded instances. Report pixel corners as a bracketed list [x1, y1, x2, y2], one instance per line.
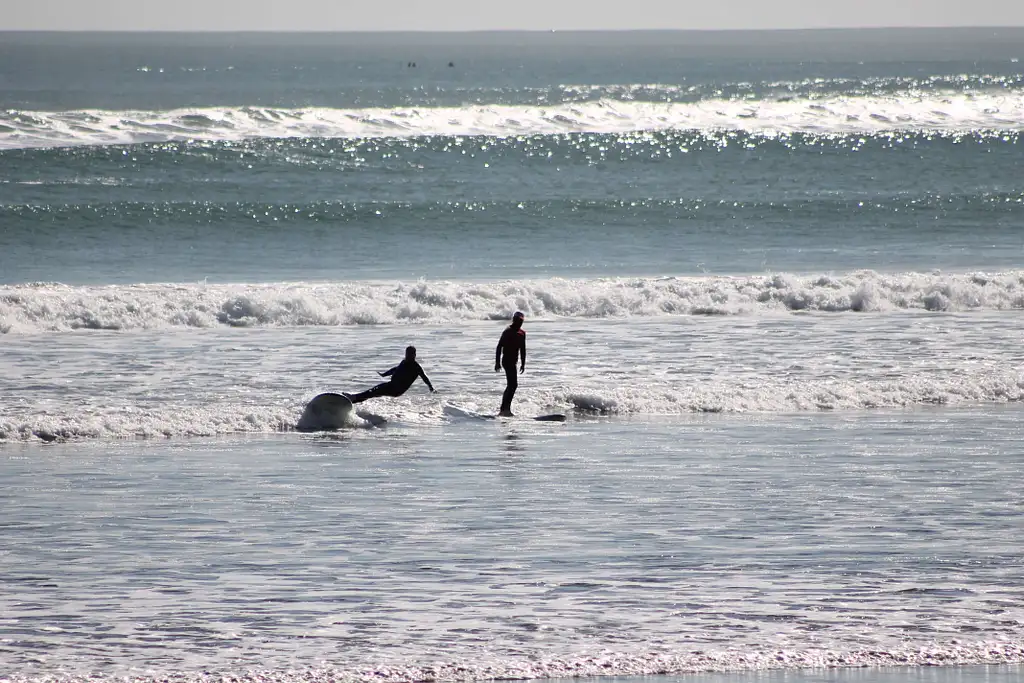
[4, 271, 1024, 334]
[3, 90, 1024, 149]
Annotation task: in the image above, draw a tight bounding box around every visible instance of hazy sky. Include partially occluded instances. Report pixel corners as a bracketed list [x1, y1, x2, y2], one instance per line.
[3, 0, 1024, 31]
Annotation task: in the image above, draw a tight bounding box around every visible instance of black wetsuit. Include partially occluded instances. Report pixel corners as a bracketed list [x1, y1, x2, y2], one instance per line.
[496, 325, 526, 414]
[348, 359, 432, 404]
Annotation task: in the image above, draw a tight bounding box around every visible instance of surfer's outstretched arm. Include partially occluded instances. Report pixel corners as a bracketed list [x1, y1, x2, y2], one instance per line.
[379, 365, 399, 378]
[419, 369, 435, 393]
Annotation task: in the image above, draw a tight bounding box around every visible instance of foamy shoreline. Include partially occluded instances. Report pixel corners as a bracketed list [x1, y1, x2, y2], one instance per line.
[7, 643, 1024, 683]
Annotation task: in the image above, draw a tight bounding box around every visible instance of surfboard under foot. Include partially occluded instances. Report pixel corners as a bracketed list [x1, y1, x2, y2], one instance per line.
[443, 405, 566, 422]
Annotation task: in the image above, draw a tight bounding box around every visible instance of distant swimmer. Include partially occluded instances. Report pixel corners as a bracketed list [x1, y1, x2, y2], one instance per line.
[347, 346, 435, 403]
[494, 311, 526, 417]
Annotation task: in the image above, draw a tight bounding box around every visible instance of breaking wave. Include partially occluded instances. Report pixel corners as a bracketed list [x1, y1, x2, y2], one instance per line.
[6, 370, 1024, 442]
[3, 89, 1024, 149]
[4, 271, 1024, 334]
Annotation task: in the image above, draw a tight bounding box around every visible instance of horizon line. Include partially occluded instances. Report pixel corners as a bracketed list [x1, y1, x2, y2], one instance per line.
[2, 25, 1024, 34]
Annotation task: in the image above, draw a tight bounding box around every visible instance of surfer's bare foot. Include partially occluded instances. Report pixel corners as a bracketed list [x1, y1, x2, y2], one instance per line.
[498, 409, 514, 417]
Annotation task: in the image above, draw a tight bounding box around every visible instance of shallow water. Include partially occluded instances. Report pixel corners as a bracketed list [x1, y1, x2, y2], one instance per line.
[3, 403, 1024, 677]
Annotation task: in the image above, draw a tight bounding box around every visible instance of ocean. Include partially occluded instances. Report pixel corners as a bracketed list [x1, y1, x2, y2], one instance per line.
[1, 28, 1023, 683]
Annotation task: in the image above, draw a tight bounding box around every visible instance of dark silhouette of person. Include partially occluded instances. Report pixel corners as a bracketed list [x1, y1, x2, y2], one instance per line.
[347, 346, 434, 403]
[494, 311, 526, 416]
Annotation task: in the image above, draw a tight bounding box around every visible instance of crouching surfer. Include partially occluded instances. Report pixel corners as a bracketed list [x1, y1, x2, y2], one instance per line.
[347, 345, 435, 403]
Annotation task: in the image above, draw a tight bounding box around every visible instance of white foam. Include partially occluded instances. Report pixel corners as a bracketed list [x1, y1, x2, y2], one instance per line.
[4, 271, 1024, 334]
[561, 369, 1024, 415]
[2, 640, 1023, 682]
[3, 365, 1023, 442]
[2, 89, 1023, 149]
[0, 403, 301, 442]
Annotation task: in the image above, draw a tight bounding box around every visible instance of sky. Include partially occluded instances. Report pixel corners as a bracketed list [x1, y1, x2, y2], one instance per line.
[3, 0, 1024, 31]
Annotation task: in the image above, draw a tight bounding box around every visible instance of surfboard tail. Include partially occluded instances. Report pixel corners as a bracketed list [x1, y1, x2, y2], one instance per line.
[296, 392, 356, 431]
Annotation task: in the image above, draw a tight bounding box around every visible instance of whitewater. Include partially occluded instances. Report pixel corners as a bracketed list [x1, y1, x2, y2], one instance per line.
[4, 309, 1024, 441]
[3, 271, 1024, 334]
[3, 88, 1024, 149]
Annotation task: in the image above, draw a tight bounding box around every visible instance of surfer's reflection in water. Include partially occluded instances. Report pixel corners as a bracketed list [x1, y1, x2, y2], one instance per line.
[347, 345, 435, 403]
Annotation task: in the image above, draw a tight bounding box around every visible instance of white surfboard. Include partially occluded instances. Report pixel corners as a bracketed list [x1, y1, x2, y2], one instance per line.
[443, 404, 566, 422]
[297, 392, 387, 431]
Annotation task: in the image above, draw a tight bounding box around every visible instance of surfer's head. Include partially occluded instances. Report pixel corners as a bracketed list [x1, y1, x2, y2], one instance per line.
[511, 311, 525, 329]
[405, 345, 417, 360]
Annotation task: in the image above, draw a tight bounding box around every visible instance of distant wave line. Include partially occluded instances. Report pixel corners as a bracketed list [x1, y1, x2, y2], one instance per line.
[3, 91, 1024, 149]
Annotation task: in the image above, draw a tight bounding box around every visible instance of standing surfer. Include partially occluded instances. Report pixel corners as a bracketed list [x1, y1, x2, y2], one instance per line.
[494, 311, 527, 417]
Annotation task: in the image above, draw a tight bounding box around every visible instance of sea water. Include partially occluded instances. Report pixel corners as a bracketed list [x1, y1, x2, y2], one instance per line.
[1, 29, 1023, 683]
